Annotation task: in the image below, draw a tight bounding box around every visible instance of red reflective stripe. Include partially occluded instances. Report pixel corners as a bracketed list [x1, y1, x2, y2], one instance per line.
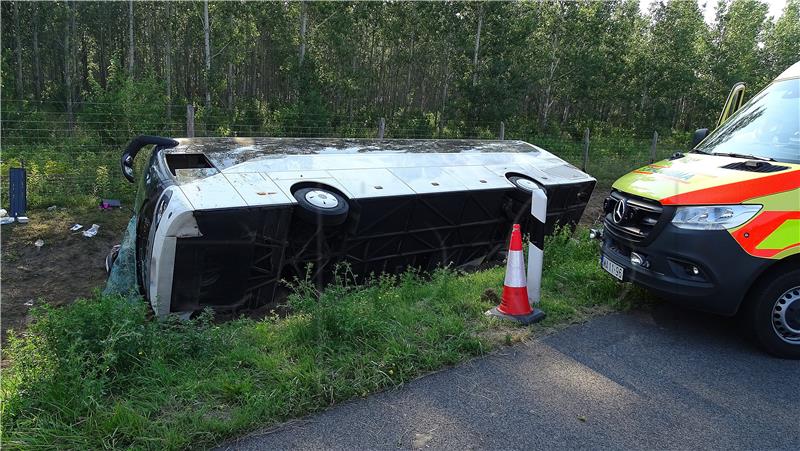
[731, 211, 800, 258]
[660, 170, 800, 205]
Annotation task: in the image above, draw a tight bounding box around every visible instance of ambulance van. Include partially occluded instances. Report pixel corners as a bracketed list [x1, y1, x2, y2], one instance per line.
[598, 61, 800, 358]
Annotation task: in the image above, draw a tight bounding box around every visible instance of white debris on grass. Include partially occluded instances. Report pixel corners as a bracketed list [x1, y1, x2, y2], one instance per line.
[82, 224, 100, 237]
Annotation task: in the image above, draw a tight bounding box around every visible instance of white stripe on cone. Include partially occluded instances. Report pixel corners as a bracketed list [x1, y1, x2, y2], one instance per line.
[504, 250, 526, 288]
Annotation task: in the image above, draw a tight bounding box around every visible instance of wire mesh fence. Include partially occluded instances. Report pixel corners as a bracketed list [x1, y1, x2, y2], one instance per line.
[1, 101, 689, 209]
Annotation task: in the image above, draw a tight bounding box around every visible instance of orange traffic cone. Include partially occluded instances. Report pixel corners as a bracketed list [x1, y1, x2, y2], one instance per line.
[485, 224, 545, 324]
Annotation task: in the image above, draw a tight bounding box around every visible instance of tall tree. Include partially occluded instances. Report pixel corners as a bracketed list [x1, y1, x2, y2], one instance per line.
[64, 0, 76, 132]
[165, 1, 172, 121]
[299, 1, 308, 67]
[128, 0, 134, 75]
[32, 3, 41, 99]
[203, 0, 211, 107]
[13, 1, 23, 98]
[764, 0, 800, 77]
[709, 0, 769, 93]
[471, 3, 483, 87]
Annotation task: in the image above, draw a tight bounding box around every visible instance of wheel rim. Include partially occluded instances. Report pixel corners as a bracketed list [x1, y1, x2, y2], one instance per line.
[513, 177, 539, 191]
[772, 286, 800, 344]
[304, 190, 339, 209]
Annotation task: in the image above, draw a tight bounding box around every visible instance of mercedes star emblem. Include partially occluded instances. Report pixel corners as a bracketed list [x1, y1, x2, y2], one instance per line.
[613, 199, 627, 224]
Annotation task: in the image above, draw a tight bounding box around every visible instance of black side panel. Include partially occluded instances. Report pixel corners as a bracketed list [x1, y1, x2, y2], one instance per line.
[169, 183, 595, 313]
[280, 189, 512, 284]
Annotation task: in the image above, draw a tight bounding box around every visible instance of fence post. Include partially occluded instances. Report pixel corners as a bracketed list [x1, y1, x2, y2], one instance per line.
[650, 130, 658, 163]
[582, 128, 590, 172]
[378, 117, 385, 139]
[499, 121, 505, 140]
[186, 104, 195, 138]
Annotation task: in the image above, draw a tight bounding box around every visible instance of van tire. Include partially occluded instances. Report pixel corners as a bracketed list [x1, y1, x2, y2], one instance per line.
[742, 268, 800, 359]
[292, 187, 349, 226]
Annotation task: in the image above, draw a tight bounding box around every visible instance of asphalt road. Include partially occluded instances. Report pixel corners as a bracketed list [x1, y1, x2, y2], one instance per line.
[218, 305, 799, 450]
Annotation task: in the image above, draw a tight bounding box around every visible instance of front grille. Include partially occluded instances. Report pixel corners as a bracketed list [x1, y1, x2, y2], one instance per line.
[603, 191, 663, 242]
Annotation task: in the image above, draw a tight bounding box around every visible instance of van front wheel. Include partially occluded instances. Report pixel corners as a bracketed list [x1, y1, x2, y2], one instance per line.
[744, 268, 800, 359]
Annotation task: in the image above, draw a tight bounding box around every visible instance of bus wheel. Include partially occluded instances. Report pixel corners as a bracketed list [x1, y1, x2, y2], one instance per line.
[292, 187, 349, 226]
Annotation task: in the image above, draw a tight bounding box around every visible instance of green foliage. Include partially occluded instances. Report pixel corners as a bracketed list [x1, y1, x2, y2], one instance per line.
[764, 0, 800, 77]
[0, 229, 641, 449]
[1, 0, 794, 207]
[3, 0, 792, 130]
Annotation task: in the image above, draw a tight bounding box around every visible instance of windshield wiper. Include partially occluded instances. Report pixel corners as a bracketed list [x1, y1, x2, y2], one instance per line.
[711, 152, 775, 161]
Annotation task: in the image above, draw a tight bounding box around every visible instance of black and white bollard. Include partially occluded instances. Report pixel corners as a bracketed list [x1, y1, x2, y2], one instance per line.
[527, 187, 547, 305]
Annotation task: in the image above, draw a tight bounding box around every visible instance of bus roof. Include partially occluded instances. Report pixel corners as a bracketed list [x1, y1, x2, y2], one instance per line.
[166, 138, 541, 171]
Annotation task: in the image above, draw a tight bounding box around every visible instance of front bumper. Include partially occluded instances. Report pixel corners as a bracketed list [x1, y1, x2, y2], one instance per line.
[601, 222, 771, 316]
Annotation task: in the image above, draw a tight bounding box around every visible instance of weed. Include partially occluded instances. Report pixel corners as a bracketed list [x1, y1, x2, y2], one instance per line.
[0, 228, 643, 449]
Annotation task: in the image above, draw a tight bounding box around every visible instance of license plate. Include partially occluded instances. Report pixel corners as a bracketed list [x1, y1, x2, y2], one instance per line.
[601, 255, 624, 281]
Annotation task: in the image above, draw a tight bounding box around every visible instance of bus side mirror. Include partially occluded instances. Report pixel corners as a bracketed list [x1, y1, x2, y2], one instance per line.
[120, 135, 179, 183]
[691, 128, 709, 149]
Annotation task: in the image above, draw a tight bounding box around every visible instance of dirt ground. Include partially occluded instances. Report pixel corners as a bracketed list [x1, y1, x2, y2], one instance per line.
[1, 207, 131, 341]
[580, 188, 606, 228]
[0, 191, 607, 342]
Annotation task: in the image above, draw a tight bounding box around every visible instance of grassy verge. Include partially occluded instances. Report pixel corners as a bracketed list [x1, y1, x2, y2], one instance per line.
[1, 228, 644, 450]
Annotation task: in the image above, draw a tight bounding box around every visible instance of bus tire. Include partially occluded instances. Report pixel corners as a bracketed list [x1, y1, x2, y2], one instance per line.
[292, 187, 349, 226]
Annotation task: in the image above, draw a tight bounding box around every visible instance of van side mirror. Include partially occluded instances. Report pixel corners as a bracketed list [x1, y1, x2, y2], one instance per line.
[691, 128, 709, 149]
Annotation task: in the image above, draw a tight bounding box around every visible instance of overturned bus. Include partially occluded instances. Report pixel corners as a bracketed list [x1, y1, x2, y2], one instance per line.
[112, 137, 595, 317]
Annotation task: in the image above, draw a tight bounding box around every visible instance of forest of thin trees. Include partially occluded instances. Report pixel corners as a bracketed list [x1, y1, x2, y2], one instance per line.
[1, 0, 799, 207]
[3, 0, 798, 137]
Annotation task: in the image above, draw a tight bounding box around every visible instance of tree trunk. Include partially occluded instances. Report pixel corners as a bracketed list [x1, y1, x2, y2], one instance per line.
[13, 2, 24, 98]
[539, 33, 560, 129]
[98, 24, 107, 88]
[299, 1, 308, 67]
[184, 21, 191, 101]
[405, 30, 415, 106]
[165, 2, 172, 122]
[472, 4, 484, 87]
[65, 1, 75, 133]
[128, 0, 134, 75]
[33, 5, 41, 99]
[227, 61, 234, 109]
[439, 80, 448, 133]
[203, 0, 211, 107]
[79, 32, 88, 101]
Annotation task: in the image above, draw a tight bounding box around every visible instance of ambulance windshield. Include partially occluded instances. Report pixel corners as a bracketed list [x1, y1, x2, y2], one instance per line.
[696, 78, 800, 164]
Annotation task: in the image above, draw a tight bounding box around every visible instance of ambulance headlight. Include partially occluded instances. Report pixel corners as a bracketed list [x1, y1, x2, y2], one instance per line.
[671, 205, 761, 230]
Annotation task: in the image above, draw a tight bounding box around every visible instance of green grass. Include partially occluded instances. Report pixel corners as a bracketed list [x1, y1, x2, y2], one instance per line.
[0, 228, 645, 450]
